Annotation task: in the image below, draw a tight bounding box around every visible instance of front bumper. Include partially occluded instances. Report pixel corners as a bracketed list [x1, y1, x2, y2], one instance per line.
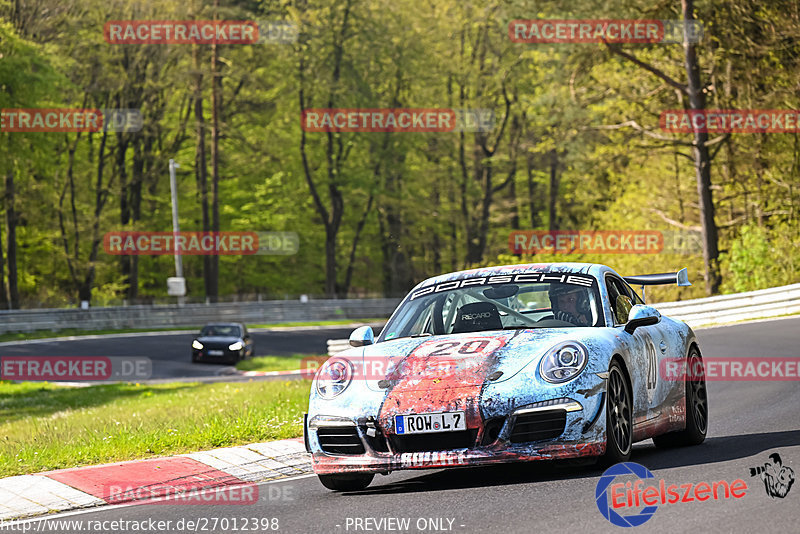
[311, 442, 605, 474]
[193, 347, 243, 362]
[307, 394, 607, 475]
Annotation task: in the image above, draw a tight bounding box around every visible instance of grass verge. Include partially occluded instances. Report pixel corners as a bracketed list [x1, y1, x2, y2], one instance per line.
[0, 327, 196, 344]
[0, 318, 385, 344]
[235, 354, 328, 373]
[248, 318, 385, 328]
[0, 379, 310, 478]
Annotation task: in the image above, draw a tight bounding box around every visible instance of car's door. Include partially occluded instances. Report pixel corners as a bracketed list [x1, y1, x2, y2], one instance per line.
[624, 279, 690, 428]
[622, 279, 673, 409]
[606, 275, 661, 426]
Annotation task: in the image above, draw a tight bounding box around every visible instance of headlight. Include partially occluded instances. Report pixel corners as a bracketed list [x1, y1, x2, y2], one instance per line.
[192, 340, 203, 350]
[316, 358, 353, 399]
[229, 341, 244, 351]
[539, 341, 588, 383]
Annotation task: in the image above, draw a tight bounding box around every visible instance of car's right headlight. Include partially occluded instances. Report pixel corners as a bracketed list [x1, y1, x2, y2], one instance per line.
[539, 341, 588, 383]
[192, 340, 203, 350]
[316, 358, 353, 399]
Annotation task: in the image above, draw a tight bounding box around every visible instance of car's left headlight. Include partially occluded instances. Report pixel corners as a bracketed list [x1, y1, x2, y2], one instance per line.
[192, 340, 203, 350]
[229, 341, 244, 351]
[539, 341, 588, 383]
[316, 358, 353, 399]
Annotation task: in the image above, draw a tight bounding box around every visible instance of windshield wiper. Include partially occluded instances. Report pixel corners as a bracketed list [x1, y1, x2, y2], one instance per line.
[502, 325, 537, 330]
[387, 332, 434, 341]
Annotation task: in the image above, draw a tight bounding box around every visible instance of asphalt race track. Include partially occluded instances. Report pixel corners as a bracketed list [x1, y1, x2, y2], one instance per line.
[14, 317, 800, 533]
[0, 327, 362, 379]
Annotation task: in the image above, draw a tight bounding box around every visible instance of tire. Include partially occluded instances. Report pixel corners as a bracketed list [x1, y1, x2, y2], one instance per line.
[191, 353, 199, 363]
[653, 348, 708, 448]
[317, 473, 374, 491]
[601, 360, 633, 466]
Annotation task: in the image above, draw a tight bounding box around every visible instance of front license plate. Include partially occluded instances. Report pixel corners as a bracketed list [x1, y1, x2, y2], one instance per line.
[208, 350, 224, 356]
[395, 411, 465, 435]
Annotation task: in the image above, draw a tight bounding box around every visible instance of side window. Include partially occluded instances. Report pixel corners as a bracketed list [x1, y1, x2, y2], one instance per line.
[441, 293, 458, 332]
[622, 281, 645, 304]
[606, 276, 634, 324]
[409, 300, 436, 334]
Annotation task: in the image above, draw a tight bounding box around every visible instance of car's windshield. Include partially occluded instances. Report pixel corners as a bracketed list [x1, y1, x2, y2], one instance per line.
[378, 275, 603, 341]
[200, 325, 241, 337]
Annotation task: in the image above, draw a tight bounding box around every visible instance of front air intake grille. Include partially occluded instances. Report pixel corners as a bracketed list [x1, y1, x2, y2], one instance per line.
[362, 428, 390, 453]
[481, 417, 506, 446]
[509, 409, 567, 443]
[317, 426, 365, 455]
[390, 430, 478, 453]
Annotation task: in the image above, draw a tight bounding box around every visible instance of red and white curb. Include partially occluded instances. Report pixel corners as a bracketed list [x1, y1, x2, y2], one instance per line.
[0, 438, 310, 521]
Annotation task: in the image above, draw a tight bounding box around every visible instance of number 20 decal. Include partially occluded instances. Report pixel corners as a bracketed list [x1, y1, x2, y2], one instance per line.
[415, 337, 505, 359]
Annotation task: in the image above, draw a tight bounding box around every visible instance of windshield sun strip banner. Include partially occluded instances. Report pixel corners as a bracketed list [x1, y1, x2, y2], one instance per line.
[408, 273, 596, 301]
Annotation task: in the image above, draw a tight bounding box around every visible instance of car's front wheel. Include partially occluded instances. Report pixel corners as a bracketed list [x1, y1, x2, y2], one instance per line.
[653, 348, 708, 448]
[601, 360, 633, 465]
[317, 473, 374, 491]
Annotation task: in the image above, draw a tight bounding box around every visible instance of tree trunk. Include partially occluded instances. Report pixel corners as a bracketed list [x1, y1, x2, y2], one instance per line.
[509, 169, 520, 230]
[5, 169, 18, 309]
[193, 43, 212, 300]
[81, 129, 111, 306]
[682, 0, 720, 295]
[127, 137, 144, 301]
[117, 134, 133, 299]
[548, 149, 559, 231]
[296, 0, 353, 296]
[208, 1, 221, 301]
[0, 215, 6, 309]
[342, 194, 374, 295]
[432, 183, 442, 273]
[527, 153, 538, 228]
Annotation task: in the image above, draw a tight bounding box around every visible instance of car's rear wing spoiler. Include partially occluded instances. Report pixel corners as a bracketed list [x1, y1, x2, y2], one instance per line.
[624, 268, 691, 287]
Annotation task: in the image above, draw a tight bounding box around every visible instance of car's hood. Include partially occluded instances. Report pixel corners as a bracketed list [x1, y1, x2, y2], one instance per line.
[196, 336, 241, 344]
[359, 329, 586, 392]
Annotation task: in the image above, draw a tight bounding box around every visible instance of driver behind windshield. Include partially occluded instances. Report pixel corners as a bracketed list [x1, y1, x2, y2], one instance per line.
[548, 285, 591, 326]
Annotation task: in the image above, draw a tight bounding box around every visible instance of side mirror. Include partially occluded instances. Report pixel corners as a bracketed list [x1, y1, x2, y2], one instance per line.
[624, 305, 661, 334]
[349, 325, 375, 347]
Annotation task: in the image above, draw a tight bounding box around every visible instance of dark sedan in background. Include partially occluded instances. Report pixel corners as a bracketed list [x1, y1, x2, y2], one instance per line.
[191, 323, 254, 364]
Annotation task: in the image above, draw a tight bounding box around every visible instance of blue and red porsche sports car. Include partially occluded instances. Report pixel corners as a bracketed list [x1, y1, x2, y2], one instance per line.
[304, 263, 708, 491]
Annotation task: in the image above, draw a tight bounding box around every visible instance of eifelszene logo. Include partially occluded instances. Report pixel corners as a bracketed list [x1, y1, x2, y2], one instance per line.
[749, 453, 795, 498]
[595, 462, 748, 527]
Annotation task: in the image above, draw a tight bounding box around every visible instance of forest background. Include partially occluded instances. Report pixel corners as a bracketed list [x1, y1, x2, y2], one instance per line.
[0, 0, 797, 308]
